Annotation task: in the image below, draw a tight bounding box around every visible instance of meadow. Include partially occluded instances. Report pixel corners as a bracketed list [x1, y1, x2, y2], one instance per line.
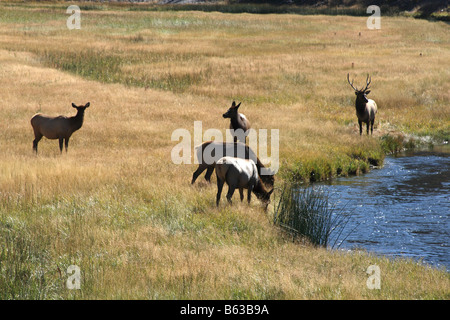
[0, 1, 449, 299]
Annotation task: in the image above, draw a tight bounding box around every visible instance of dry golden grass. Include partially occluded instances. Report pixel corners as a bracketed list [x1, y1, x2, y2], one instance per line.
[0, 2, 449, 299]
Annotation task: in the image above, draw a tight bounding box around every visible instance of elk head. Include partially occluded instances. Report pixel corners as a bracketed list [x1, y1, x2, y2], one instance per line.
[222, 101, 241, 119]
[72, 102, 90, 112]
[347, 73, 372, 103]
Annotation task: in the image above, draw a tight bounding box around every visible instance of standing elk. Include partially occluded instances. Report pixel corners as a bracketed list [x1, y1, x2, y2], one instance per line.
[31, 102, 90, 154]
[215, 156, 273, 210]
[223, 101, 251, 143]
[191, 140, 275, 189]
[347, 74, 378, 135]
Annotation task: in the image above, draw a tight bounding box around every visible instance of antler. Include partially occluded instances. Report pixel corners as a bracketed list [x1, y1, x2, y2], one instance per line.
[347, 73, 358, 91]
[362, 74, 371, 92]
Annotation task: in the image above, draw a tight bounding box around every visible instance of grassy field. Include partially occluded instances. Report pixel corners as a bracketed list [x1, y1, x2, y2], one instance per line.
[0, 1, 449, 299]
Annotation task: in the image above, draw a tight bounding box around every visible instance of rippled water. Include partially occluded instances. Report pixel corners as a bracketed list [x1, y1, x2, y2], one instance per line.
[321, 145, 450, 271]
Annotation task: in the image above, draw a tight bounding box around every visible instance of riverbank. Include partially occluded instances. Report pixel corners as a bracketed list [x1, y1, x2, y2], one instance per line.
[315, 145, 450, 271]
[0, 2, 449, 299]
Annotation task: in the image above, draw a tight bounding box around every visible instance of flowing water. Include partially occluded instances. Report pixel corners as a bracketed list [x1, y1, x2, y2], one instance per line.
[321, 145, 450, 271]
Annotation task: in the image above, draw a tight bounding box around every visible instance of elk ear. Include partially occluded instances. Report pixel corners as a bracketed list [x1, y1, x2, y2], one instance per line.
[354, 92, 358, 96]
[85, 102, 90, 108]
[72, 103, 77, 108]
[236, 102, 241, 108]
[231, 101, 236, 107]
[365, 90, 370, 95]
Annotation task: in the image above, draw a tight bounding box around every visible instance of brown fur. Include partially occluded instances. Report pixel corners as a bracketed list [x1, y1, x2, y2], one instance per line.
[222, 101, 251, 143]
[347, 74, 378, 135]
[31, 102, 90, 154]
[191, 140, 275, 189]
[215, 156, 273, 210]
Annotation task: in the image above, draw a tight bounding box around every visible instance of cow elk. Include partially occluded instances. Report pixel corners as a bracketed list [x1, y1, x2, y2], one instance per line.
[223, 101, 251, 143]
[31, 102, 90, 154]
[347, 74, 378, 135]
[215, 156, 274, 211]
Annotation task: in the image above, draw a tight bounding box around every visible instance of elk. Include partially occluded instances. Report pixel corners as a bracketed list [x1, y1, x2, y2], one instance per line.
[347, 74, 378, 135]
[215, 156, 274, 210]
[31, 102, 90, 154]
[223, 101, 251, 143]
[191, 140, 275, 189]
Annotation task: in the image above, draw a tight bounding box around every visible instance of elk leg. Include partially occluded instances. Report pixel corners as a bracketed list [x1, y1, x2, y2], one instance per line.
[59, 138, 64, 154]
[239, 188, 244, 202]
[65, 137, 70, 152]
[191, 164, 207, 184]
[226, 185, 236, 205]
[204, 166, 214, 183]
[366, 122, 370, 135]
[358, 120, 362, 135]
[32, 134, 42, 154]
[247, 185, 253, 204]
[371, 120, 375, 135]
[216, 178, 224, 207]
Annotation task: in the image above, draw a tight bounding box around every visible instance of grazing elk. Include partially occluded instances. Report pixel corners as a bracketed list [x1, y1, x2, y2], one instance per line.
[31, 102, 90, 154]
[223, 101, 251, 143]
[191, 140, 275, 189]
[347, 74, 378, 135]
[215, 156, 274, 210]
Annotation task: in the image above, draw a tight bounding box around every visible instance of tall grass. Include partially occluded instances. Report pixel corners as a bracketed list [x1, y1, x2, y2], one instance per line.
[273, 181, 351, 248]
[0, 2, 449, 299]
[0, 215, 64, 299]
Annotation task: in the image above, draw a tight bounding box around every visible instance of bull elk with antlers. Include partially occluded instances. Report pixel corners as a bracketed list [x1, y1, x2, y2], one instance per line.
[347, 74, 378, 135]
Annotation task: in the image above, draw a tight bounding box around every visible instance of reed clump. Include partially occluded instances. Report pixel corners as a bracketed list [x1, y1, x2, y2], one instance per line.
[273, 181, 351, 248]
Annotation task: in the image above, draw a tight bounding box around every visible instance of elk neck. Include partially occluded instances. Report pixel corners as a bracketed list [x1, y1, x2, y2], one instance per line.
[355, 96, 367, 113]
[253, 179, 269, 198]
[230, 113, 244, 129]
[69, 109, 85, 131]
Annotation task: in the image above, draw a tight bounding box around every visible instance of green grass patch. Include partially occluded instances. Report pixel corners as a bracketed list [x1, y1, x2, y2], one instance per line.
[37, 49, 206, 92]
[286, 148, 384, 184]
[380, 134, 419, 154]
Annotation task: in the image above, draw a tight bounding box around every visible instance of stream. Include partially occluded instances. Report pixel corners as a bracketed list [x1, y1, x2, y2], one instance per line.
[321, 145, 450, 271]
